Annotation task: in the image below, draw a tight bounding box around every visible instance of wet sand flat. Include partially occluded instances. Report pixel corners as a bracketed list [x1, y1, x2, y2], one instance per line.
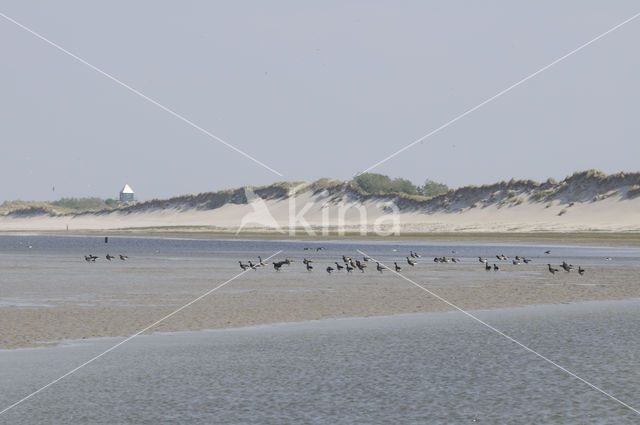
[1, 240, 639, 349]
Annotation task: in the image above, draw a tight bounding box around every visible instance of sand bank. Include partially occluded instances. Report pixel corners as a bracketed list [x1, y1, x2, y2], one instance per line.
[2, 256, 638, 350]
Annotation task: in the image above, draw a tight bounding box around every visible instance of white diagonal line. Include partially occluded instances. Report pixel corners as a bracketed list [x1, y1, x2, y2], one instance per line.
[0, 250, 282, 417]
[0, 11, 284, 177]
[356, 250, 640, 416]
[358, 10, 640, 176]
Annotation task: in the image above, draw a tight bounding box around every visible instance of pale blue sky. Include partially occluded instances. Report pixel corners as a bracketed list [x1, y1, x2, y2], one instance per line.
[1, 1, 639, 201]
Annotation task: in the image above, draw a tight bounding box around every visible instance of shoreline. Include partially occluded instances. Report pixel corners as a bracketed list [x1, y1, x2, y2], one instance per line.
[4, 297, 640, 353]
[3, 282, 639, 351]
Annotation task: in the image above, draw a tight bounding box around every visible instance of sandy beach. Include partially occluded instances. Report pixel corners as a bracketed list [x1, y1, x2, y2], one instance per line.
[3, 173, 640, 235]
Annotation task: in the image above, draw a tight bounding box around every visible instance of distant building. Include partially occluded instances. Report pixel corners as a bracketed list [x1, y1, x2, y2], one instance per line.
[119, 184, 135, 202]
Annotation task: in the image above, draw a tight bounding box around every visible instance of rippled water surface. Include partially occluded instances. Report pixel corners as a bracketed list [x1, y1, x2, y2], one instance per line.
[1, 301, 639, 424]
[1, 235, 639, 424]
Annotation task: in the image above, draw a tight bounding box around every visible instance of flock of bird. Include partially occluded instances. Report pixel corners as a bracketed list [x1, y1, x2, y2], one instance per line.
[82, 247, 587, 276]
[84, 254, 128, 262]
[547, 261, 585, 276]
[478, 254, 585, 275]
[237, 249, 587, 276]
[238, 254, 398, 274]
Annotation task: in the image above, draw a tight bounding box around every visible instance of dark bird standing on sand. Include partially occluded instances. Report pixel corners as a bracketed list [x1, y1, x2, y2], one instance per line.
[239, 261, 248, 270]
[106, 254, 115, 261]
[346, 264, 354, 273]
[335, 262, 344, 271]
[306, 263, 313, 272]
[394, 262, 402, 272]
[376, 262, 384, 273]
[273, 262, 282, 271]
[548, 264, 559, 274]
[119, 255, 128, 261]
[407, 257, 416, 266]
[485, 262, 491, 271]
[326, 266, 334, 274]
[493, 264, 499, 271]
[578, 266, 585, 276]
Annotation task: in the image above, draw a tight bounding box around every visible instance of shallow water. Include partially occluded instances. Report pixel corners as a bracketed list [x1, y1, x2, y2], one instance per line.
[1, 235, 640, 423]
[1, 300, 640, 424]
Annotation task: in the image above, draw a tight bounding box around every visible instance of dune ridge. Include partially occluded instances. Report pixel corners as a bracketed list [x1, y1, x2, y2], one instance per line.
[1, 170, 639, 233]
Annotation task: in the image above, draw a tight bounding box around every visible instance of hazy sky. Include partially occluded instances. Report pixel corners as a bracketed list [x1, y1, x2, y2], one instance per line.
[1, 1, 639, 201]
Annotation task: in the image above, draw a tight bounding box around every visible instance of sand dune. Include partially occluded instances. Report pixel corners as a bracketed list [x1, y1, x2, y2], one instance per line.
[0, 191, 637, 233]
[1, 170, 639, 233]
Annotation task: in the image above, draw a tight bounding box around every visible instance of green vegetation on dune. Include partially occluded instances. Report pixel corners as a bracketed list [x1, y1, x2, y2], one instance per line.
[420, 179, 450, 197]
[352, 173, 448, 197]
[0, 197, 119, 216]
[353, 173, 419, 195]
[50, 197, 119, 211]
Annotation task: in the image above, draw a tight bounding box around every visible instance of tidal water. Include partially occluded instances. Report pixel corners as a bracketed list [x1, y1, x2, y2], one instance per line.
[1, 301, 639, 424]
[0, 235, 639, 424]
[1, 234, 638, 267]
